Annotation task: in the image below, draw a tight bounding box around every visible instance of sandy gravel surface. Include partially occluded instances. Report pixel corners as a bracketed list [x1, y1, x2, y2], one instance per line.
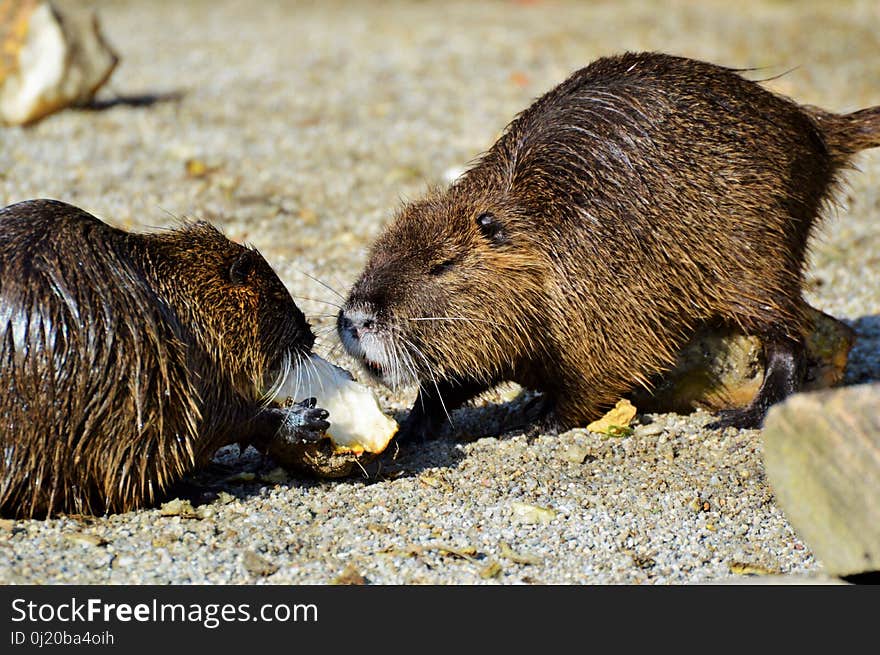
[1, 0, 878, 584]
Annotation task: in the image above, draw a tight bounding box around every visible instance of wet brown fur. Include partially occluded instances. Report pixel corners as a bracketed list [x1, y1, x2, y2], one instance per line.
[342, 52, 880, 434]
[0, 199, 314, 518]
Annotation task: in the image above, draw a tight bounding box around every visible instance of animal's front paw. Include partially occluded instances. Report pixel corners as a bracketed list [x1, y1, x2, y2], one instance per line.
[280, 397, 330, 443]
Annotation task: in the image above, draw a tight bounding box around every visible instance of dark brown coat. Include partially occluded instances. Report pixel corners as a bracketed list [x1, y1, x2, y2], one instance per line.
[1, 199, 321, 517]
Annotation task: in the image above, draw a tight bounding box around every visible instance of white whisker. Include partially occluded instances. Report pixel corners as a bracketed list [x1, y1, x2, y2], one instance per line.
[408, 316, 504, 327]
[295, 269, 345, 300]
[399, 334, 452, 427]
[390, 331, 405, 389]
[397, 332, 420, 389]
[319, 340, 345, 361]
[306, 352, 325, 400]
[313, 325, 340, 337]
[293, 295, 343, 309]
[259, 349, 291, 408]
[292, 349, 303, 402]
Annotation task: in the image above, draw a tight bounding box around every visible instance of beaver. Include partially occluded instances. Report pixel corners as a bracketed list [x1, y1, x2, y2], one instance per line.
[0, 199, 329, 518]
[337, 51, 880, 441]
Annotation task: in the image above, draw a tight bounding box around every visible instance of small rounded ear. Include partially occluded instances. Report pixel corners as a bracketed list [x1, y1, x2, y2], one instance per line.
[476, 212, 507, 245]
[230, 249, 259, 285]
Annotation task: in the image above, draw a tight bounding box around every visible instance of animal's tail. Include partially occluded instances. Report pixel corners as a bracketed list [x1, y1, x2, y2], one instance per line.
[809, 105, 880, 157]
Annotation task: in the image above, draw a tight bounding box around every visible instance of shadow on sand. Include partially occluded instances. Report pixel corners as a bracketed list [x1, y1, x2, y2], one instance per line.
[80, 91, 184, 111]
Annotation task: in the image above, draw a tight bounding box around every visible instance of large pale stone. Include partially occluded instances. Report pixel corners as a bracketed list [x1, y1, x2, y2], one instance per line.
[762, 383, 880, 576]
[0, 0, 118, 126]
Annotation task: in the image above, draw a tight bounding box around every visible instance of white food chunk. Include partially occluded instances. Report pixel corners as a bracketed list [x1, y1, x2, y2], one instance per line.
[277, 355, 397, 454]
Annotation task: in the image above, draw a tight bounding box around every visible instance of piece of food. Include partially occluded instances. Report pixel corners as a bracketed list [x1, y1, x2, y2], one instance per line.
[265, 355, 398, 477]
[586, 398, 637, 436]
[279, 354, 398, 454]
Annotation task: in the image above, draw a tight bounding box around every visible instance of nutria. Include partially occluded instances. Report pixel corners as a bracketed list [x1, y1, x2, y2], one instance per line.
[338, 51, 880, 441]
[0, 199, 329, 518]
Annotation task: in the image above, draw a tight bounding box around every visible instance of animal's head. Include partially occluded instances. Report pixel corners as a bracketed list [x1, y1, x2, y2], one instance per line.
[338, 185, 548, 389]
[156, 222, 314, 398]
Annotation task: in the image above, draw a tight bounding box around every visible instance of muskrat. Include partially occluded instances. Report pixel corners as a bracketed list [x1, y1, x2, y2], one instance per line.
[0, 199, 329, 518]
[338, 51, 880, 441]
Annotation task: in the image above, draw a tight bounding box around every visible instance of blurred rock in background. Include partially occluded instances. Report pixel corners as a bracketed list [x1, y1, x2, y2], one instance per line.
[0, 0, 118, 126]
[763, 382, 880, 578]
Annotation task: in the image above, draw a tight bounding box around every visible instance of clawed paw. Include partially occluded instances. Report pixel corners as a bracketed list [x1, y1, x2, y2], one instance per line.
[281, 397, 330, 443]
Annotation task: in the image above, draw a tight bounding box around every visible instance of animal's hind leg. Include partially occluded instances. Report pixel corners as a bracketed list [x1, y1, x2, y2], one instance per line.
[708, 336, 806, 429]
[707, 243, 811, 430]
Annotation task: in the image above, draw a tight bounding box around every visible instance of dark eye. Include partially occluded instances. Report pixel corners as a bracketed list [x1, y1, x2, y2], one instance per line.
[429, 259, 456, 276]
[476, 212, 506, 244]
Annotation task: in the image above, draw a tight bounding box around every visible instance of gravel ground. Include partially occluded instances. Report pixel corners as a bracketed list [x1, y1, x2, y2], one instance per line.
[1, 0, 878, 585]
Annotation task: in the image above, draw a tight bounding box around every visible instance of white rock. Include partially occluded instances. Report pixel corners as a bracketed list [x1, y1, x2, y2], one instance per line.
[0, 1, 118, 126]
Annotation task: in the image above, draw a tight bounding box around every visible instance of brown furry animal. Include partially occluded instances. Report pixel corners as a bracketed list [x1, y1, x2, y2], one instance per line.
[0, 199, 328, 518]
[338, 52, 880, 441]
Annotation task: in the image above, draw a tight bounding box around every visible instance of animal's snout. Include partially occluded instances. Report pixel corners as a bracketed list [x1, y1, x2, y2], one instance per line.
[337, 306, 378, 343]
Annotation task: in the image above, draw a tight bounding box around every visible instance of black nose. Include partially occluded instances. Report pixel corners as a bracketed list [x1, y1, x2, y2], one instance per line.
[337, 307, 376, 342]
